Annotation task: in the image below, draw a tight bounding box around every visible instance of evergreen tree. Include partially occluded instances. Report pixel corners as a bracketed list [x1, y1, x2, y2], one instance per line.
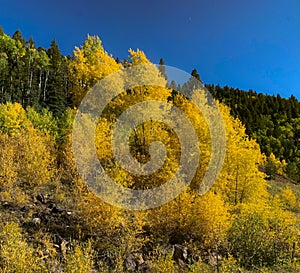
[12, 30, 26, 46]
[9, 30, 26, 104]
[158, 58, 167, 81]
[45, 39, 68, 115]
[181, 68, 202, 98]
[191, 68, 201, 82]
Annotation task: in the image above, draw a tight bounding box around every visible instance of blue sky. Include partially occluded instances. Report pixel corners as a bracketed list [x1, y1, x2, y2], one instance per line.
[1, 0, 300, 98]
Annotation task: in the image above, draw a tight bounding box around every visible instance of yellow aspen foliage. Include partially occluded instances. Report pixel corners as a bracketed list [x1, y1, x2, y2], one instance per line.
[0, 222, 48, 272]
[105, 212, 149, 272]
[59, 126, 121, 233]
[95, 117, 179, 190]
[147, 190, 231, 249]
[173, 91, 212, 190]
[94, 117, 123, 184]
[266, 152, 287, 178]
[0, 132, 18, 188]
[0, 129, 55, 204]
[189, 259, 213, 273]
[146, 190, 197, 238]
[0, 102, 30, 136]
[0, 103, 56, 203]
[229, 201, 298, 267]
[214, 103, 268, 205]
[128, 48, 151, 65]
[16, 127, 56, 187]
[125, 49, 167, 88]
[95, 117, 112, 160]
[189, 191, 231, 247]
[0, 127, 21, 203]
[68, 35, 122, 106]
[94, 84, 182, 191]
[74, 177, 122, 232]
[280, 159, 288, 175]
[26, 107, 60, 140]
[64, 241, 94, 273]
[279, 187, 297, 210]
[149, 248, 176, 273]
[56, 108, 78, 182]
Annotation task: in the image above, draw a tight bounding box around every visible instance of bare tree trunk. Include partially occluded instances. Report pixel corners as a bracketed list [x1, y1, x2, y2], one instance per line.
[43, 70, 49, 102]
[38, 71, 42, 91]
[29, 70, 33, 94]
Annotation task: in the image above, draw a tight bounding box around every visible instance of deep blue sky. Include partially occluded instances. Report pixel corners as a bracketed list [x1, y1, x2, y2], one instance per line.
[1, 0, 300, 98]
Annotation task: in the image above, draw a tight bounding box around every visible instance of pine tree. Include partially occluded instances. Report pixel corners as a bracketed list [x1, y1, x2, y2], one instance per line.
[191, 68, 201, 82]
[158, 58, 167, 81]
[181, 68, 202, 98]
[45, 39, 68, 115]
[12, 30, 25, 46]
[10, 30, 26, 104]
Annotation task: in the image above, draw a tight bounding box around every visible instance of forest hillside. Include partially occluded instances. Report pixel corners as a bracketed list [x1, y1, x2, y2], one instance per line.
[0, 28, 300, 272]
